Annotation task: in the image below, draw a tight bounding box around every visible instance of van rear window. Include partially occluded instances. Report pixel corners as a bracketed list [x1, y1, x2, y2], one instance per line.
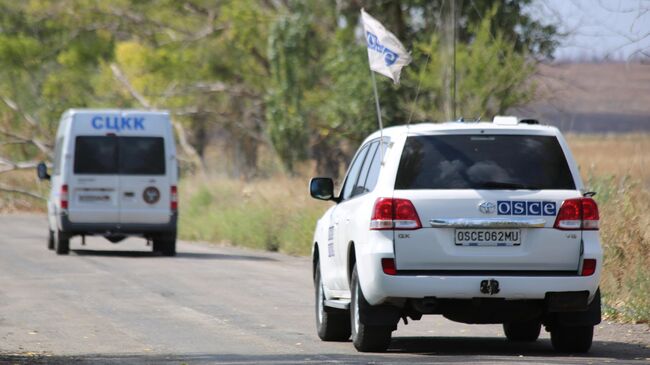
[74, 136, 165, 175]
[395, 135, 575, 190]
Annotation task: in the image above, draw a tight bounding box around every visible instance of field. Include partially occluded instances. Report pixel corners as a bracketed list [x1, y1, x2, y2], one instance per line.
[1, 133, 649, 323]
[566, 134, 650, 323]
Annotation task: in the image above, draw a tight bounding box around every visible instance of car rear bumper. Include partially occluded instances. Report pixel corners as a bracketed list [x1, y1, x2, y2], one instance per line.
[362, 271, 601, 305]
[356, 231, 602, 306]
[58, 213, 177, 235]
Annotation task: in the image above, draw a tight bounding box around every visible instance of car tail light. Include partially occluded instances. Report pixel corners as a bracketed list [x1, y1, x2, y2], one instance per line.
[581, 259, 597, 276]
[60, 184, 68, 209]
[171, 185, 178, 211]
[381, 258, 397, 275]
[553, 197, 599, 230]
[370, 198, 422, 230]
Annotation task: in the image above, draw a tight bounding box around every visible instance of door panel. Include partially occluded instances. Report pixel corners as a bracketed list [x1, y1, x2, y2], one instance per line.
[118, 136, 170, 224]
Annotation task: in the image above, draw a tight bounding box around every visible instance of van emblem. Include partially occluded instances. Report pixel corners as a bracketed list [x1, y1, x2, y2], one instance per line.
[478, 201, 496, 214]
[143, 187, 160, 204]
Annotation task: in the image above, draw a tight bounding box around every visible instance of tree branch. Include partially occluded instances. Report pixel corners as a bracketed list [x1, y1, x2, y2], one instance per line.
[0, 128, 52, 157]
[0, 183, 45, 200]
[109, 63, 206, 175]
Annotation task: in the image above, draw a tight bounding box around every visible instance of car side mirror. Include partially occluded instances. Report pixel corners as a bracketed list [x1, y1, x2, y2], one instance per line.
[36, 162, 50, 180]
[310, 177, 335, 201]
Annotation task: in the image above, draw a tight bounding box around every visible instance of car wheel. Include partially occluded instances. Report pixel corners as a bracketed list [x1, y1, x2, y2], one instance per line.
[48, 229, 54, 250]
[350, 265, 392, 352]
[153, 234, 176, 256]
[551, 325, 594, 353]
[54, 230, 70, 255]
[314, 261, 351, 341]
[503, 320, 541, 342]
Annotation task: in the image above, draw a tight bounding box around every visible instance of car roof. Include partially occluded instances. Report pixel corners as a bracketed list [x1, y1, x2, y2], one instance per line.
[363, 121, 561, 144]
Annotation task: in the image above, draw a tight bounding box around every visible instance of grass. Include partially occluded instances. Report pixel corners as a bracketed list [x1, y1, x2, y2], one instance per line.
[0, 170, 47, 213]
[178, 175, 327, 256]
[567, 134, 650, 323]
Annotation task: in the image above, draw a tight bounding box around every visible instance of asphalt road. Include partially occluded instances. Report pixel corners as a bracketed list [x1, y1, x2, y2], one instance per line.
[1, 215, 649, 365]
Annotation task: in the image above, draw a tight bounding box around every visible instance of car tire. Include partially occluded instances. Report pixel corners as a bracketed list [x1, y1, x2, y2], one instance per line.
[314, 261, 351, 341]
[503, 320, 541, 342]
[153, 234, 176, 256]
[54, 230, 70, 255]
[48, 229, 55, 250]
[350, 266, 392, 352]
[550, 325, 594, 353]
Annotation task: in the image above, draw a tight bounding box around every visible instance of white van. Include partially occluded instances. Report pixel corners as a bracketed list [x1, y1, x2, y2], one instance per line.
[37, 109, 179, 256]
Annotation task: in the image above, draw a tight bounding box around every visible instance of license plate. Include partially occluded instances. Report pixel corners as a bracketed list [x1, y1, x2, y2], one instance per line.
[78, 195, 110, 202]
[454, 229, 521, 246]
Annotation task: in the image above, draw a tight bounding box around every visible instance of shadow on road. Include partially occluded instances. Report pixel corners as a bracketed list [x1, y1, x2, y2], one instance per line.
[2, 346, 650, 365]
[388, 336, 650, 360]
[2, 339, 649, 365]
[71, 249, 276, 261]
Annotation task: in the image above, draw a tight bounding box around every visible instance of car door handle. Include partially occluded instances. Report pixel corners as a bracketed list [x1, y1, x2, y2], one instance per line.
[124, 192, 135, 197]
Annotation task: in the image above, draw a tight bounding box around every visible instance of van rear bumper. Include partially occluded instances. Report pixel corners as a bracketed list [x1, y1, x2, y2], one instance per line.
[59, 213, 177, 236]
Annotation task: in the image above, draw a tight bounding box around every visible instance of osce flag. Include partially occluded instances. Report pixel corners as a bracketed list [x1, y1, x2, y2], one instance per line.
[361, 9, 412, 84]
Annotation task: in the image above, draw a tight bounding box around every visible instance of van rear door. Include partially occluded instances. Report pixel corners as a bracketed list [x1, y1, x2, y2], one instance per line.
[68, 135, 120, 223]
[118, 112, 172, 224]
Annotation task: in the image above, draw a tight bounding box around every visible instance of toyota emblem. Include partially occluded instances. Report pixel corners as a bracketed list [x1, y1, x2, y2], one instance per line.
[478, 201, 496, 214]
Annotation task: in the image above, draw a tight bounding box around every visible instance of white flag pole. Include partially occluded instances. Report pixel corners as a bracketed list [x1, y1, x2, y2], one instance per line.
[370, 70, 385, 164]
[361, 8, 411, 164]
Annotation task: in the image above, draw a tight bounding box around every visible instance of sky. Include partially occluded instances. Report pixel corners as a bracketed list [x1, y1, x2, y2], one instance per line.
[532, 0, 650, 60]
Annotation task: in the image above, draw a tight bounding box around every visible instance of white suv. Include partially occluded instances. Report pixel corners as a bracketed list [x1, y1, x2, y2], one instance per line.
[309, 117, 602, 353]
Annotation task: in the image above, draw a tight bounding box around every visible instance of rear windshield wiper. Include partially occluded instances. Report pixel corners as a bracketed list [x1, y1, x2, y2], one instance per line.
[477, 181, 541, 190]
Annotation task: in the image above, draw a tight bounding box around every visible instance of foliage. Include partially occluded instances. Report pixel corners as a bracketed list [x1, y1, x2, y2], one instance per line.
[0, 0, 558, 179]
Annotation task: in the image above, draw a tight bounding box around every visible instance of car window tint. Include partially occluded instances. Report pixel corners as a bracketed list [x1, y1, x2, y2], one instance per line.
[119, 137, 165, 175]
[74, 136, 118, 174]
[395, 135, 575, 190]
[352, 141, 379, 197]
[363, 141, 383, 192]
[341, 144, 370, 200]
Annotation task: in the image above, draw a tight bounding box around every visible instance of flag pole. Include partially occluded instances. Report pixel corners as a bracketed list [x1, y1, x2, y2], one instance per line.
[370, 70, 385, 164]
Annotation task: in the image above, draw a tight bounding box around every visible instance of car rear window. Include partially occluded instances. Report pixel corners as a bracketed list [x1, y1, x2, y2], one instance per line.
[74, 136, 165, 175]
[395, 135, 575, 190]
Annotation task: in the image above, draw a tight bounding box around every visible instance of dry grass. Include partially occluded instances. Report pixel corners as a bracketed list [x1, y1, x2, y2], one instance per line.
[568, 133, 650, 323]
[178, 175, 328, 255]
[0, 170, 47, 214]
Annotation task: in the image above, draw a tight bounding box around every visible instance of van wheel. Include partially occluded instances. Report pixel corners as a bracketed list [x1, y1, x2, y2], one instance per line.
[153, 234, 176, 256]
[350, 266, 392, 352]
[54, 230, 70, 255]
[48, 229, 54, 250]
[503, 320, 541, 342]
[314, 261, 351, 341]
[551, 325, 593, 353]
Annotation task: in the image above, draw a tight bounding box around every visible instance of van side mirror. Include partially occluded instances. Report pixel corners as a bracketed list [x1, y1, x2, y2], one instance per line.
[310, 177, 335, 201]
[36, 162, 50, 180]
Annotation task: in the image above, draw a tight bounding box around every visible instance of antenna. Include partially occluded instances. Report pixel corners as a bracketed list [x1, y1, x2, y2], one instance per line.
[451, 0, 457, 121]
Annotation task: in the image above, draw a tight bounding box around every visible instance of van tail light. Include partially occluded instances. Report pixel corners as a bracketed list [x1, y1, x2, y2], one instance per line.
[60, 184, 69, 210]
[581, 259, 597, 276]
[370, 198, 422, 230]
[381, 258, 397, 275]
[553, 197, 599, 230]
[171, 185, 178, 211]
